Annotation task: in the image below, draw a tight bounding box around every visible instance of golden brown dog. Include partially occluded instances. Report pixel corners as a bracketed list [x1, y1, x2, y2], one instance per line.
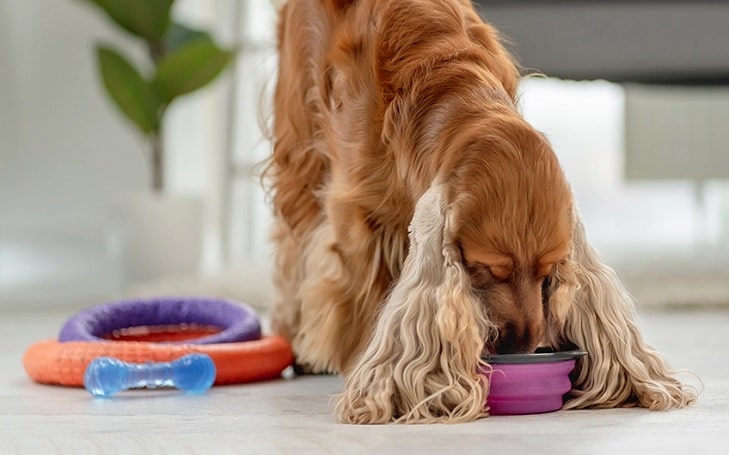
[264, 0, 697, 423]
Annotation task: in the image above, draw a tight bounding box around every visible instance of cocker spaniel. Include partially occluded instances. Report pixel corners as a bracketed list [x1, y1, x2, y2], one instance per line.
[264, 0, 697, 423]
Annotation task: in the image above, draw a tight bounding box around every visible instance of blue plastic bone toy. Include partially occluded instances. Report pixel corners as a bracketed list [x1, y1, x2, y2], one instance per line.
[83, 353, 216, 398]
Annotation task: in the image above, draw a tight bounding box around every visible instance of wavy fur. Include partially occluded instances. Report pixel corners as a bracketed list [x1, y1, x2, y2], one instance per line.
[265, 0, 697, 423]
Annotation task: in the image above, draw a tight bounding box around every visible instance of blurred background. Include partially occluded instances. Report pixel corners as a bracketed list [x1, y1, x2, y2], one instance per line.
[1, 0, 729, 312]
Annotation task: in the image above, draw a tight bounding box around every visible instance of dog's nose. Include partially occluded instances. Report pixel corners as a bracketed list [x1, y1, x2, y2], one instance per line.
[494, 322, 541, 354]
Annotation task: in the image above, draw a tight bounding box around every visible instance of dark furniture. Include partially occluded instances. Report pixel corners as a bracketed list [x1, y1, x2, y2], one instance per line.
[474, 1, 729, 84]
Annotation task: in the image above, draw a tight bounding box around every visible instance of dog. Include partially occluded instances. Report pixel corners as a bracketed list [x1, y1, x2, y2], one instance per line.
[264, 0, 697, 423]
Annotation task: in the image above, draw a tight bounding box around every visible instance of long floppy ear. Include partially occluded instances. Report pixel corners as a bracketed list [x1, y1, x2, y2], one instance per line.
[335, 184, 495, 423]
[541, 250, 579, 350]
[558, 216, 697, 410]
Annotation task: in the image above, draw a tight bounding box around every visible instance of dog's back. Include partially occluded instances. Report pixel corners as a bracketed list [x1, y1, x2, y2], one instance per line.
[267, 0, 521, 231]
[266, 0, 524, 373]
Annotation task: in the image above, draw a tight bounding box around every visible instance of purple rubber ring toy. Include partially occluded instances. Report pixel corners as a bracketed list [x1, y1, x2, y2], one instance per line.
[59, 296, 261, 345]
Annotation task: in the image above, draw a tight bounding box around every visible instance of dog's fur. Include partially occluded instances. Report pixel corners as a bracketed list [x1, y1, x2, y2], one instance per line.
[264, 0, 697, 423]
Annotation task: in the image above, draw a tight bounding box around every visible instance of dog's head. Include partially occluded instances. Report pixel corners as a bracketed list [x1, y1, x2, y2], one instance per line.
[441, 114, 575, 354]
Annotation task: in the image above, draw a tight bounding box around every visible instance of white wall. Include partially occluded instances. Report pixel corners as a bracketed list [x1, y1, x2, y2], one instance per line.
[0, 1, 143, 305]
[0, 1, 150, 228]
[0, 0, 227, 306]
[520, 78, 729, 256]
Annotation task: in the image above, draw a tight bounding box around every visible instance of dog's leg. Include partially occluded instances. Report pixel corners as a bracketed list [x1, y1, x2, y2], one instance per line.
[559, 218, 698, 410]
[269, 217, 303, 347]
[289, 220, 359, 373]
[267, 0, 334, 361]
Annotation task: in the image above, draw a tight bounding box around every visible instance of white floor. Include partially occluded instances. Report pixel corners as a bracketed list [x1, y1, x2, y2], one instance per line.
[2, 307, 728, 454]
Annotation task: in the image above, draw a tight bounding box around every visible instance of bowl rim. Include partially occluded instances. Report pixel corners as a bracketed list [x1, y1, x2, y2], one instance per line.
[481, 349, 587, 364]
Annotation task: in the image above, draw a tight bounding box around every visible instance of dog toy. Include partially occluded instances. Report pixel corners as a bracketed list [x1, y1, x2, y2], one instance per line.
[23, 297, 294, 391]
[84, 353, 216, 397]
[58, 296, 260, 344]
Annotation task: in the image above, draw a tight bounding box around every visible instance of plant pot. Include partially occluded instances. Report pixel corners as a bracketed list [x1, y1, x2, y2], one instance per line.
[113, 193, 203, 285]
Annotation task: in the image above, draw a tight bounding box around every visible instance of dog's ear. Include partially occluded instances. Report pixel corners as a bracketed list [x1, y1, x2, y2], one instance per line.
[335, 183, 495, 423]
[560, 216, 697, 410]
[541, 256, 578, 349]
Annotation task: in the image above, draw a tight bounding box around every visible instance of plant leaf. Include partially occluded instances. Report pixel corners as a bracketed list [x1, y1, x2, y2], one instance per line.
[96, 45, 159, 134]
[164, 21, 213, 53]
[81, 0, 173, 44]
[154, 38, 234, 104]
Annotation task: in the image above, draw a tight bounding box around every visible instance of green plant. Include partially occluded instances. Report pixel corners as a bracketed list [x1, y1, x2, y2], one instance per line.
[80, 0, 234, 192]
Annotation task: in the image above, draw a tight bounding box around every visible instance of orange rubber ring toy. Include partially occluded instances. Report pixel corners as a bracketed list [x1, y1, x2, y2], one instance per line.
[23, 335, 293, 387]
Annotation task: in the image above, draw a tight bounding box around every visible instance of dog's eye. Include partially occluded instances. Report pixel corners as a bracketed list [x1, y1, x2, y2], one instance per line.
[464, 262, 497, 288]
[541, 275, 555, 304]
[536, 263, 555, 279]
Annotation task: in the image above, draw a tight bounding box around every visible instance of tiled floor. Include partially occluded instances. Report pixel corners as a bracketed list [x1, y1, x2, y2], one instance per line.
[2, 307, 727, 454]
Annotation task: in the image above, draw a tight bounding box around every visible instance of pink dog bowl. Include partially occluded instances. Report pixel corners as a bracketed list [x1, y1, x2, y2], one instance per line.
[481, 349, 586, 415]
